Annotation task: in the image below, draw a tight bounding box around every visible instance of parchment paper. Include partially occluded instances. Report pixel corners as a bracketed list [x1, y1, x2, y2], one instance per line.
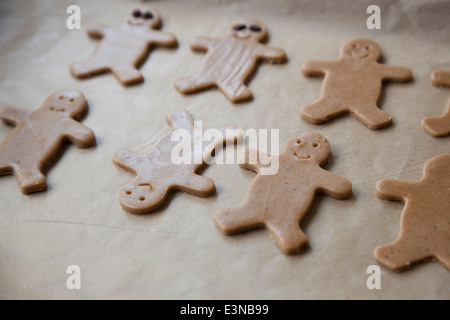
[0, 0, 449, 299]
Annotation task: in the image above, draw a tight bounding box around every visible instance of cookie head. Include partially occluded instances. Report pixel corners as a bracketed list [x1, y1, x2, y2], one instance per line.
[340, 38, 381, 61]
[423, 154, 450, 183]
[120, 179, 158, 214]
[230, 19, 267, 42]
[127, 8, 161, 29]
[44, 90, 87, 118]
[285, 132, 330, 165]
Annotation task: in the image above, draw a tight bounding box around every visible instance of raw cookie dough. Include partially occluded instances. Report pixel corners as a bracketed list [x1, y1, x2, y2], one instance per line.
[113, 110, 241, 214]
[375, 154, 450, 271]
[431, 70, 450, 87]
[215, 132, 352, 254]
[0, 89, 95, 194]
[70, 8, 177, 85]
[301, 38, 412, 129]
[421, 72, 450, 137]
[174, 18, 287, 103]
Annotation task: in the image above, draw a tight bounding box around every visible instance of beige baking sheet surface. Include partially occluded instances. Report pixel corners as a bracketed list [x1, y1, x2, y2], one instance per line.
[0, 0, 449, 299]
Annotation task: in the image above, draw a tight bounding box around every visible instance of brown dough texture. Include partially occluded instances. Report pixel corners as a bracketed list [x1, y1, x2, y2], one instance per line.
[214, 132, 352, 254]
[421, 71, 450, 137]
[174, 18, 287, 103]
[113, 110, 241, 214]
[0, 89, 95, 194]
[375, 154, 450, 271]
[70, 8, 177, 85]
[431, 70, 450, 87]
[301, 38, 412, 129]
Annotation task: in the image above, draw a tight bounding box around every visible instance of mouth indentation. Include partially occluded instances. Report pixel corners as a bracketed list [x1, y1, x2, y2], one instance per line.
[138, 183, 152, 190]
[128, 20, 144, 26]
[50, 106, 66, 112]
[293, 152, 311, 160]
[236, 33, 251, 39]
[350, 51, 369, 59]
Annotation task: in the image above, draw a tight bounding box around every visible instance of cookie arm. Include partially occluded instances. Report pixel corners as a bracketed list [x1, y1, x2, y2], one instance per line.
[375, 179, 413, 202]
[64, 119, 95, 148]
[202, 124, 243, 163]
[301, 60, 331, 77]
[113, 149, 145, 173]
[189, 36, 214, 51]
[236, 149, 277, 173]
[0, 105, 30, 125]
[86, 23, 109, 37]
[166, 110, 194, 130]
[431, 70, 450, 87]
[149, 31, 177, 47]
[317, 169, 352, 200]
[380, 65, 412, 82]
[257, 44, 287, 62]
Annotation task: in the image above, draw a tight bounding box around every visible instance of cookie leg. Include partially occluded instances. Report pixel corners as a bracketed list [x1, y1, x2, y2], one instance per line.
[70, 57, 109, 78]
[13, 166, 47, 194]
[350, 105, 392, 129]
[177, 173, 215, 197]
[174, 74, 215, 94]
[217, 81, 253, 103]
[215, 205, 263, 234]
[421, 103, 450, 137]
[266, 219, 309, 254]
[0, 163, 12, 176]
[111, 65, 144, 85]
[300, 99, 347, 124]
[374, 239, 432, 271]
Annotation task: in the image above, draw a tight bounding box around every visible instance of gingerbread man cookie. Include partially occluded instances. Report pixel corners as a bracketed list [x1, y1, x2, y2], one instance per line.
[0, 90, 95, 194]
[375, 154, 450, 271]
[214, 132, 352, 254]
[174, 18, 287, 103]
[70, 8, 177, 85]
[113, 111, 241, 214]
[421, 72, 450, 137]
[301, 38, 412, 129]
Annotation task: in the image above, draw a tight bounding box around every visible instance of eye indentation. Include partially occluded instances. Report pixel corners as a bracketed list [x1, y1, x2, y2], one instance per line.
[296, 139, 302, 144]
[126, 190, 132, 195]
[58, 96, 64, 100]
[139, 196, 145, 201]
[69, 98, 74, 102]
[133, 9, 141, 18]
[233, 24, 246, 31]
[312, 143, 319, 148]
[143, 11, 153, 19]
[249, 25, 262, 32]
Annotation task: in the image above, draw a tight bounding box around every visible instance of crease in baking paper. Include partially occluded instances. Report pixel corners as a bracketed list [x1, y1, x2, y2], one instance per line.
[27, 219, 184, 235]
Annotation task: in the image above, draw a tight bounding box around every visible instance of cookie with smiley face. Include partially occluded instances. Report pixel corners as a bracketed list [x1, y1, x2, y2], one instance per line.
[214, 132, 352, 254]
[174, 18, 287, 103]
[70, 8, 177, 85]
[0, 90, 95, 194]
[301, 38, 412, 129]
[113, 110, 241, 214]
